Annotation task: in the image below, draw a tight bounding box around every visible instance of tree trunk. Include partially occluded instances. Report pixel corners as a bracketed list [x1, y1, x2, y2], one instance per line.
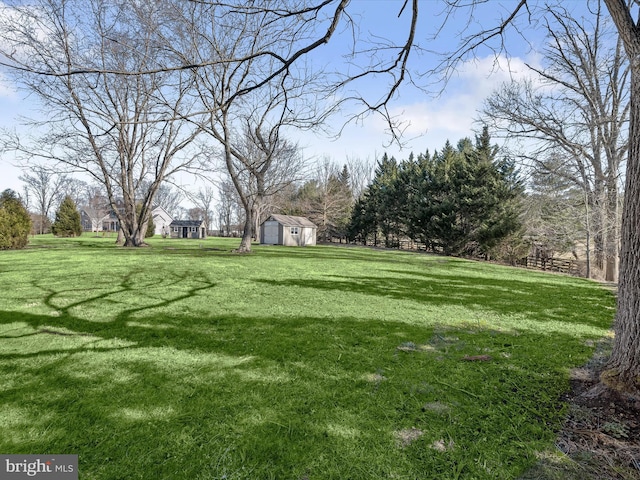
[237, 224, 253, 252]
[584, 188, 591, 279]
[593, 225, 605, 272]
[604, 175, 619, 282]
[115, 215, 148, 247]
[605, 62, 640, 391]
[122, 234, 146, 247]
[236, 204, 253, 253]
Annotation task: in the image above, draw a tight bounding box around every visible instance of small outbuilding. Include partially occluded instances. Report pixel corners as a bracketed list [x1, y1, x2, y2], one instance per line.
[170, 220, 206, 239]
[260, 214, 317, 246]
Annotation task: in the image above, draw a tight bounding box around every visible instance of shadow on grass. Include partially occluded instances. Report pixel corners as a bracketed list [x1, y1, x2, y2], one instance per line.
[0, 252, 616, 479]
[254, 244, 428, 265]
[0, 303, 610, 479]
[255, 270, 613, 332]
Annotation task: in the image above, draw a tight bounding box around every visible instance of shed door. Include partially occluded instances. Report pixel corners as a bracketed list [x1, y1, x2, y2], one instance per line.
[302, 227, 315, 246]
[263, 221, 279, 244]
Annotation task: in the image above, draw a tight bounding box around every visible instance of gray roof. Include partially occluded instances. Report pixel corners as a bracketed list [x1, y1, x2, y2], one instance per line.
[263, 214, 316, 228]
[170, 220, 205, 227]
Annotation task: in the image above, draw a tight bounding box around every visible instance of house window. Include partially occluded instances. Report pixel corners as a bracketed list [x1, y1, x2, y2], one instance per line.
[191, 227, 197, 232]
[173, 227, 179, 233]
[290, 227, 299, 235]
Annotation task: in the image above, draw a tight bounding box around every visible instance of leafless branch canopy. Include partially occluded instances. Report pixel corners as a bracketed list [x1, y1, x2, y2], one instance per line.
[0, 0, 539, 141]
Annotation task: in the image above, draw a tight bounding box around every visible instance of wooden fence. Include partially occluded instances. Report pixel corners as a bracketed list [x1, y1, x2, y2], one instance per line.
[328, 237, 582, 277]
[514, 256, 580, 276]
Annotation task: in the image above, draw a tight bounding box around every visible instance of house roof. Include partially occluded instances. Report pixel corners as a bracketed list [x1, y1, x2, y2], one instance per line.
[152, 206, 173, 221]
[170, 220, 205, 227]
[263, 214, 316, 228]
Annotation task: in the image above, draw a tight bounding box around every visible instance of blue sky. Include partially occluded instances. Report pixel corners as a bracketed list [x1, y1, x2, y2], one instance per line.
[0, 0, 594, 196]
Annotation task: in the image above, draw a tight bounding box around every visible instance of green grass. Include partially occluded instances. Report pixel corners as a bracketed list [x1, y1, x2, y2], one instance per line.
[0, 235, 615, 479]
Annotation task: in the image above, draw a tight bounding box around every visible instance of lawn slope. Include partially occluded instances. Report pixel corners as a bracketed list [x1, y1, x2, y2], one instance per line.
[0, 236, 615, 479]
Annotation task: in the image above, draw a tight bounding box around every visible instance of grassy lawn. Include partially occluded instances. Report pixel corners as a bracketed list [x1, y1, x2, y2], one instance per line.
[0, 235, 615, 479]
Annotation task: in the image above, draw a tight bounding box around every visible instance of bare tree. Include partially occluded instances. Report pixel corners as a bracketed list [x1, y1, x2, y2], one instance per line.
[152, 184, 185, 219]
[0, 0, 203, 246]
[139, 179, 189, 218]
[346, 156, 376, 202]
[19, 166, 70, 234]
[173, 2, 313, 252]
[187, 207, 205, 221]
[522, 153, 587, 260]
[482, 3, 628, 281]
[188, 186, 216, 234]
[295, 159, 353, 242]
[216, 180, 243, 237]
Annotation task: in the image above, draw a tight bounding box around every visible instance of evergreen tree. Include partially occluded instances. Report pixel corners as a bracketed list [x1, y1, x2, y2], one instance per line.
[332, 164, 354, 240]
[134, 203, 155, 239]
[405, 141, 464, 254]
[0, 189, 32, 249]
[465, 127, 523, 257]
[347, 192, 377, 245]
[368, 154, 402, 247]
[349, 129, 524, 257]
[51, 195, 82, 237]
[146, 213, 155, 238]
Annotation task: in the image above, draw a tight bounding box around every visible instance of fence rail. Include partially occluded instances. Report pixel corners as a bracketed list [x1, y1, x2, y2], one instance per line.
[515, 256, 580, 276]
[327, 238, 582, 277]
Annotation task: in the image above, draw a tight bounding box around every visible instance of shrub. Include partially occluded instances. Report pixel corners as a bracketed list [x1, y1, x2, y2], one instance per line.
[51, 195, 83, 237]
[146, 211, 155, 238]
[135, 204, 155, 238]
[0, 189, 32, 249]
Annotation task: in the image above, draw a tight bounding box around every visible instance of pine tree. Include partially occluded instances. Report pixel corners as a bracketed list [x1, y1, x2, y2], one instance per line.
[332, 164, 353, 240]
[407, 141, 465, 254]
[145, 208, 156, 238]
[51, 195, 82, 237]
[146, 214, 155, 238]
[369, 154, 402, 247]
[0, 189, 32, 249]
[347, 193, 377, 245]
[134, 203, 155, 239]
[348, 129, 523, 256]
[470, 127, 524, 257]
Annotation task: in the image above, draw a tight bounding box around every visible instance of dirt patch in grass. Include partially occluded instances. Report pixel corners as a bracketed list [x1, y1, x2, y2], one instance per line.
[520, 337, 640, 479]
[394, 427, 424, 448]
[421, 401, 451, 414]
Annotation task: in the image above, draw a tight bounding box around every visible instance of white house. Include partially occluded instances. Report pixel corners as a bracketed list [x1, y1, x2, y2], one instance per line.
[260, 214, 317, 246]
[151, 206, 173, 237]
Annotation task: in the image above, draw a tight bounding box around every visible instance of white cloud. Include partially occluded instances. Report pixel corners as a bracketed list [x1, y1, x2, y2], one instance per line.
[384, 54, 542, 141]
[296, 53, 550, 164]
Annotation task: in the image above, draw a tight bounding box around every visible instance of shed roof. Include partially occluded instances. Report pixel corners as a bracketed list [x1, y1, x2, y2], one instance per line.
[263, 214, 316, 228]
[170, 219, 205, 227]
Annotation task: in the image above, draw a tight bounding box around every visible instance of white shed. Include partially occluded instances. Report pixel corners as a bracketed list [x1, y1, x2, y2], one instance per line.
[260, 214, 317, 246]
